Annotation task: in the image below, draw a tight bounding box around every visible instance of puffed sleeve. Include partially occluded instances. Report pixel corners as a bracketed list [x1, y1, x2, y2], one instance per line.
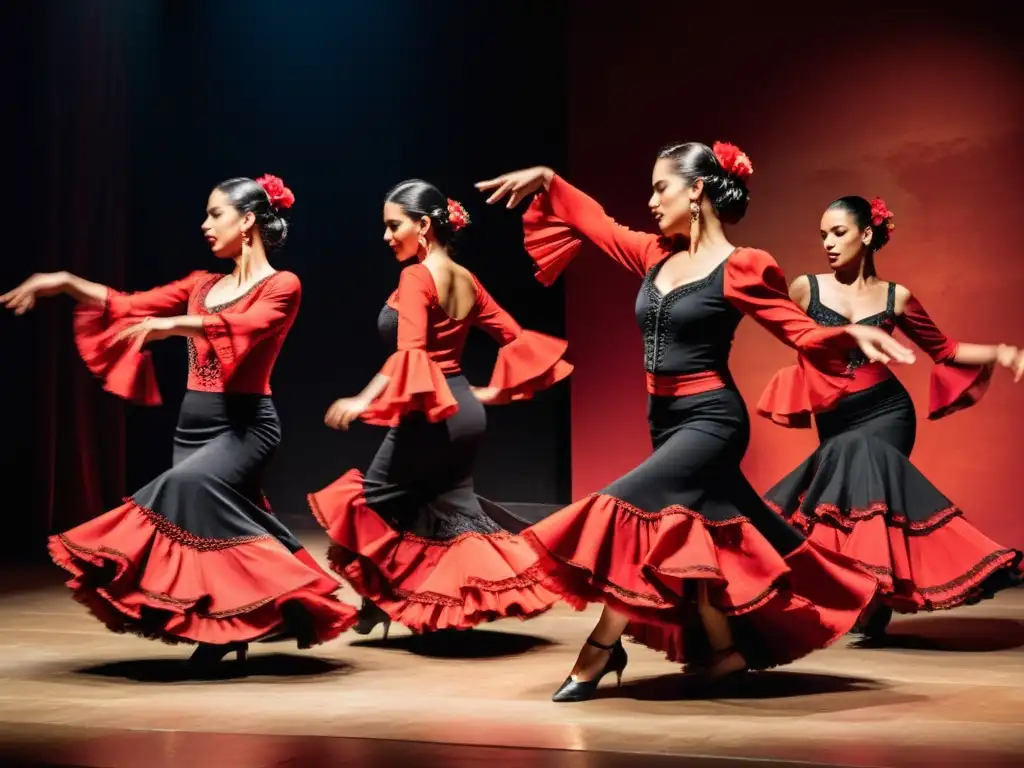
[523, 174, 670, 284]
[896, 295, 992, 419]
[360, 265, 458, 426]
[724, 249, 858, 419]
[73, 271, 208, 405]
[202, 271, 301, 380]
[472, 280, 572, 404]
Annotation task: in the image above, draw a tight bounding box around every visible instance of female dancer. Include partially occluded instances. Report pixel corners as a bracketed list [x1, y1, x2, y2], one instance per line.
[1, 175, 357, 666]
[477, 143, 915, 702]
[308, 179, 572, 637]
[758, 195, 1023, 637]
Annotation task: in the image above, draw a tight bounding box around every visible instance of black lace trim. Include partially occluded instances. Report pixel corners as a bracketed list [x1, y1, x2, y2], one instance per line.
[201, 273, 278, 314]
[806, 276, 897, 369]
[641, 260, 725, 372]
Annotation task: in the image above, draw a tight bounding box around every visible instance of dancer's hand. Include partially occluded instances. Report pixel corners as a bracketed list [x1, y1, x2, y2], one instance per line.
[845, 325, 916, 366]
[325, 397, 369, 430]
[470, 386, 501, 405]
[476, 167, 554, 208]
[113, 316, 177, 346]
[996, 344, 1024, 382]
[1, 272, 69, 315]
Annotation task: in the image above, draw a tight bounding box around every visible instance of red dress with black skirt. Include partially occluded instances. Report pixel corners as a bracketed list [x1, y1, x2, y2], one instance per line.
[518, 176, 878, 669]
[308, 263, 572, 633]
[50, 270, 357, 647]
[759, 274, 1022, 613]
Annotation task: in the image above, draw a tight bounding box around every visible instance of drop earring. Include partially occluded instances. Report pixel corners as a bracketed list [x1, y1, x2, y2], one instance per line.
[688, 201, 701, 254]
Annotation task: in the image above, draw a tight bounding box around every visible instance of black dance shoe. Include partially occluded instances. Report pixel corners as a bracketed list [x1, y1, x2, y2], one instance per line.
[861, 604, 893, 639]
[551, 636, 628, 703]
[851, 601, 893, 640]
[354, 598, 392, 639]
[188, 642, 248, 669]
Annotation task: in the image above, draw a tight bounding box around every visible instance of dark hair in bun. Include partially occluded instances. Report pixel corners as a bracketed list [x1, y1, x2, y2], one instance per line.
[385, 179, 470, 248]
[216, 177, 290, 249]
[656, 141, 751, 224]
[827, 195, 894, 252]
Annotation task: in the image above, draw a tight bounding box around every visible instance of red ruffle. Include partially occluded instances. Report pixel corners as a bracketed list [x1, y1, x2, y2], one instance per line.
[488, 330, 573, 403]
[928, 361, 993, 420]
[73, 298, 162, 406]
[522, 192, 581, 286]
[48, 500, 356, 646]
[522, 493, 877, 669]
[308, 470, 558, 632]
[756, 359, 865, 428]
[360, 349, 459, 427]
[785, 502, 1022, 612]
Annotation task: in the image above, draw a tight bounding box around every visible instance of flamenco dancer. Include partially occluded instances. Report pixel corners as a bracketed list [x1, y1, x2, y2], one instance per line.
[308, 179, 572, 638]
[476, 143, 915, 702]
[1, 175, 357, 667]
[758, 195, 1023, 638]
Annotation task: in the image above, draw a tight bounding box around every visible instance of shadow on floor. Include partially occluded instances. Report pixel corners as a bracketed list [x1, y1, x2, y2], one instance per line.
[351, 627, 554, 659]
[852, 616, 1024, 652]
[595, 668, 891, 706]
[73, 652, 353, 683]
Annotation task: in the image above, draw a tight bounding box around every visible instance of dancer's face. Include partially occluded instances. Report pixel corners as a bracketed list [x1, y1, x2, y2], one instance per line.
[383, 202, 429, 262]
[820, 208, 871, 271]
[202, 189, 251, 259]
[649, 158, 702, 238]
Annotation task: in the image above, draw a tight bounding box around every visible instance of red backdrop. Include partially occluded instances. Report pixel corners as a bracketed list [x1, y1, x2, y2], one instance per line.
[563, 1, 1023, 547]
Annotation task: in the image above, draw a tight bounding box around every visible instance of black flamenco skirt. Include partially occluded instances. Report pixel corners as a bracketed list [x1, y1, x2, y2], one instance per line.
[522, 385, 879, 670]
[765, 376, 1022, 613]
[309, 375, 559, 633]
[49, 391, 357, 647]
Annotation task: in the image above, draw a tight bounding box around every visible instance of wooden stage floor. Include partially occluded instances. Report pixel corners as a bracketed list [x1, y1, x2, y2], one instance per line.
[2, 535, 1023, 768]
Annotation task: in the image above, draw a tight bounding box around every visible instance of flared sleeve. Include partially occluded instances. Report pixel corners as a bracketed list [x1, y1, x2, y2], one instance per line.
[360, 264, 458, 426]
[896, 295, 992, 419]
[73, 271, 207, 405]
[523, 174, 670, 285]
[472, 279, 573, 404]
[724, 249, 857, 421]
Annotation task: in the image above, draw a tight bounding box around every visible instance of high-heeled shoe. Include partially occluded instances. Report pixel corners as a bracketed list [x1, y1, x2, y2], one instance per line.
[551, 636, 628, 703]
[354, 598, 392, 639]
[854, 603, 893, 639]
[187, 642, 248, 669]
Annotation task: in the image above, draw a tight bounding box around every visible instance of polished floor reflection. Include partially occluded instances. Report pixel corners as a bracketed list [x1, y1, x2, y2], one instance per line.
[1, 538, 1023, 768]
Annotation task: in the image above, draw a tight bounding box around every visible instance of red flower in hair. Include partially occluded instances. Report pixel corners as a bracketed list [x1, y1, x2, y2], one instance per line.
[712, 141, 754, 181]
[255, 174, 296, 210]
[870, 197, 895, 232]
[447, 198, 470, 231]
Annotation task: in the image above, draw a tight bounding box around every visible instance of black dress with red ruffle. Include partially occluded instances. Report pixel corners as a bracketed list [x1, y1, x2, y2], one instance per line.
[761, 275, 1022, 616]
[308, 264, 572, 633]
[50, 271, 357, 647]
[517, 176, 878, 671]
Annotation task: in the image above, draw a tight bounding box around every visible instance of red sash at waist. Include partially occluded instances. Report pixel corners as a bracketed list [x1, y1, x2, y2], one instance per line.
[646, 370, 726, 397]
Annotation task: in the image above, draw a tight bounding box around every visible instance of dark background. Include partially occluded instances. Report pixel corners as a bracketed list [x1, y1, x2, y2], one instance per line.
[4, 0, 1022, 562]
[2, 0, 570, 559]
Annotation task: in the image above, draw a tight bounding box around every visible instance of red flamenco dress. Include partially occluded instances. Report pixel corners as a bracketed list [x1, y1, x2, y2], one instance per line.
[759, 275, 1022, 630]
[50, 271, 357, 651]
[517, 175, 879, 671]
[308, 263, 572, 634]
